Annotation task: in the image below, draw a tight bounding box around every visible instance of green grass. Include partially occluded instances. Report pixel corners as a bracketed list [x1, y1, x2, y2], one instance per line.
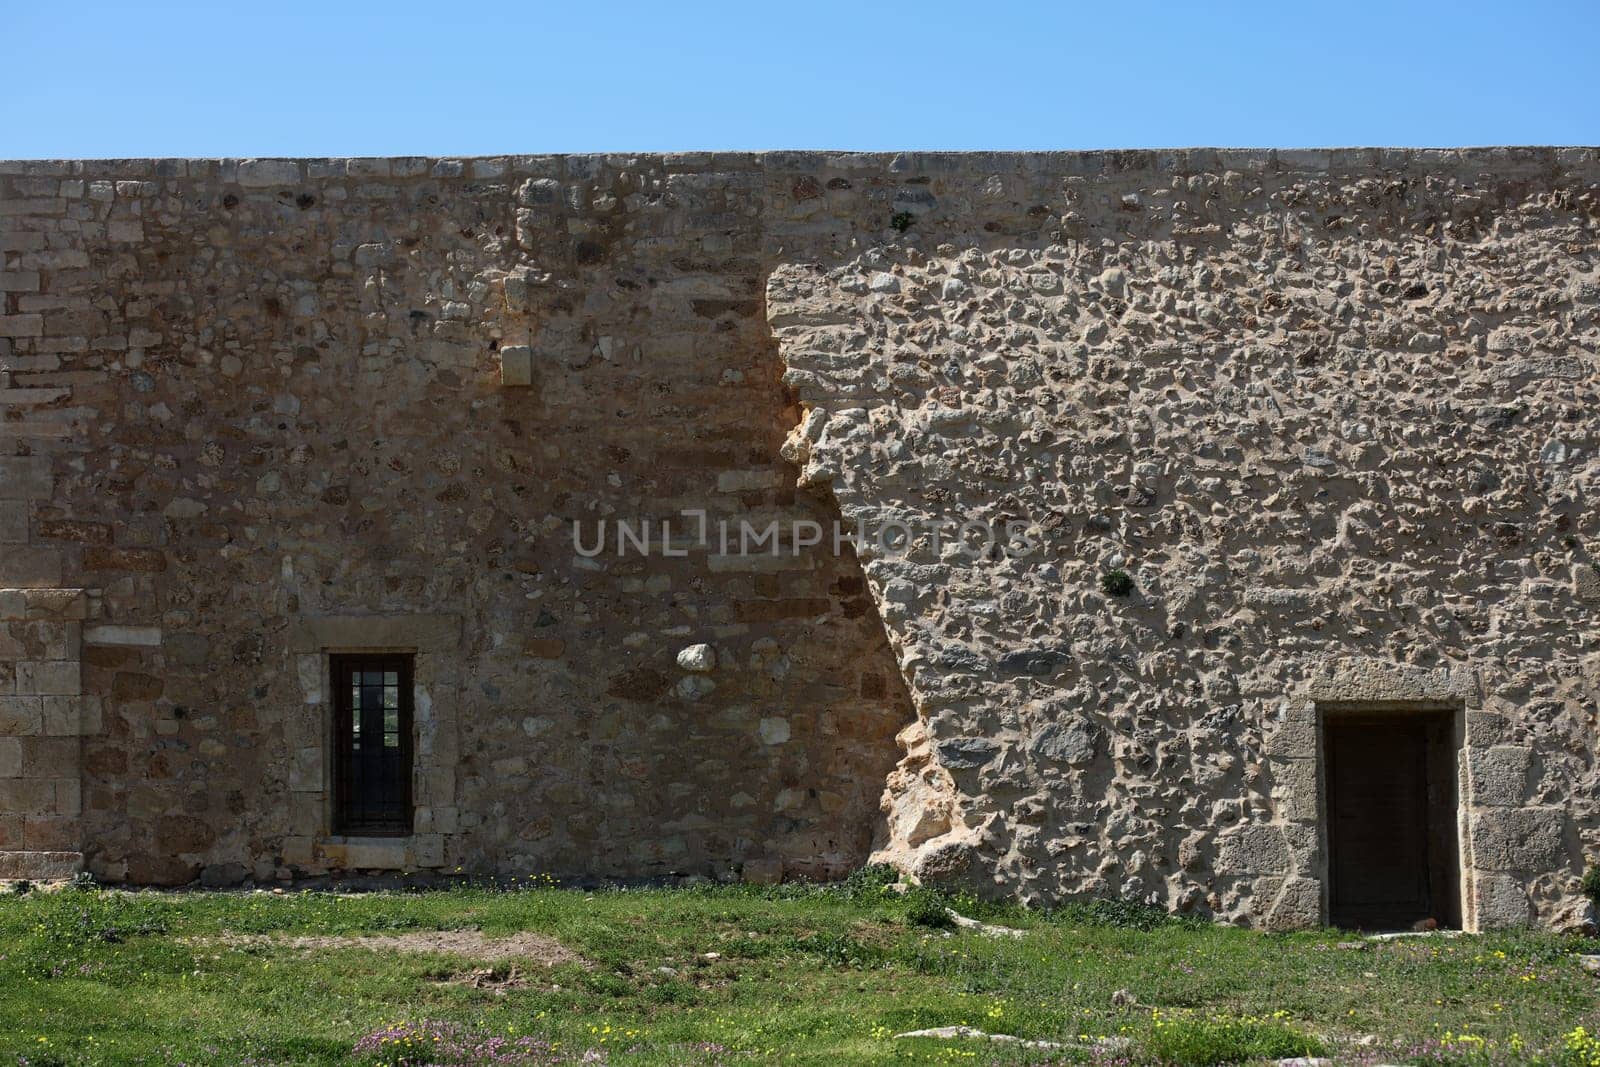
[0, 877, 1596, 1065]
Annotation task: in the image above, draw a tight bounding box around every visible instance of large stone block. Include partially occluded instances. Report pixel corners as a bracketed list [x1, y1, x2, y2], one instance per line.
[19, 737, 77, 779]
[1470, 808, 1567, 873]
[235, 159, 303, 187]
[16, 660, 79, 696]
[1467, 746, 1532, 807]
[499, 346, 533, 386]
[1, 547, 63, 587]
[0, 850, 82, 879]
[0, 697, 43, 736]
[23, 815, 77, 851]
[1474, 872, 1533, 928]
[0, 457, 51, 499]
[339, 839, 408, 869]
[1270, 758, 1321, 823]
[0, 509, 26, 543]
[82, 547, 167, 573]
[20, 589, 87, 621]
[83, 625, 162, 647]
[288, 747, 323, 792]
[1264, 876, 1322, 930]
[1216, 823, 1290, 875]
[0, 778, 57, 814]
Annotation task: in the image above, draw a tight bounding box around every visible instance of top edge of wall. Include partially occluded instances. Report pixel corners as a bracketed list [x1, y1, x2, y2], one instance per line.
[2, 147, 1598, 178]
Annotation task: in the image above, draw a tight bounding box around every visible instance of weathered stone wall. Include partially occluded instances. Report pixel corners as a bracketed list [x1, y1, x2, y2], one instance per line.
[2, 148, 1598, 928]
[0, 586, 90, 879]
[765, 151, 1600, 929]
[0, 153, 918, 888]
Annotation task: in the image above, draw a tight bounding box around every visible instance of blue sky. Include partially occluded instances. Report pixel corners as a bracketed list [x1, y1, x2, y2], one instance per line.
[5, 1, 1596, 158]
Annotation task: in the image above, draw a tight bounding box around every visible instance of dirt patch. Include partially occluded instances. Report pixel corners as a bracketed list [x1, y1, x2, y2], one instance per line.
[437, 964, 538, 992]
[219, 929, 586, 967]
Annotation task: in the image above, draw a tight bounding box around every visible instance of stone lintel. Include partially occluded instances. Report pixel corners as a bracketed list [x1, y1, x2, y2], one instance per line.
[1301, 656, 1478, 710]
[287, 614, 462, 653]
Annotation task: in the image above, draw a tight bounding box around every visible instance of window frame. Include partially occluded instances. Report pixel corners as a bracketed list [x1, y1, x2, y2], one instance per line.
[330, 653, 416, 837]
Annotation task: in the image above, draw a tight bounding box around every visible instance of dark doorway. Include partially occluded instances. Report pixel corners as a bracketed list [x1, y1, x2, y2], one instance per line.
[1324, 711, 1460, 930]
[331, 654, 415, 836]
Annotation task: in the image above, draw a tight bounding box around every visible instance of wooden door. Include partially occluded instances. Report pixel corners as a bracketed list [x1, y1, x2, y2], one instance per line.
[1327, 719, 1431, 929]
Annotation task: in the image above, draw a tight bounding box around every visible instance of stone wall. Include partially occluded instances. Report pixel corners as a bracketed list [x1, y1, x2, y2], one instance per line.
[2, 148, 1598, 927]
[0, 152, 917, 888]
[0, 587, 89, 880]
[765, 151, 1600, 929]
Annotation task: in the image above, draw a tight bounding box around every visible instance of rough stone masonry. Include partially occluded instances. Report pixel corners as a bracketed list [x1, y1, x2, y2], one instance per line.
[0, 148, 1597, 931]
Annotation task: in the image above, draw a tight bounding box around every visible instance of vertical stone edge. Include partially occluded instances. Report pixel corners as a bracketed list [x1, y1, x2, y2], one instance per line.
[0, 587, 86, 880]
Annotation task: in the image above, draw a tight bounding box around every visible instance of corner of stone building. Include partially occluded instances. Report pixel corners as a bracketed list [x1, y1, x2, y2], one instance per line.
[0, 395, 93, 876]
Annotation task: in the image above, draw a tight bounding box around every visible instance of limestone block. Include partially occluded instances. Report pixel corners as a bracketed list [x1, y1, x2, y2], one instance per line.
[0, 697, 43, 735]
[0, 510, 27, 543]
[0, 850, 82, 879]
[296, 655, 322, 704]
[410, 834, 445, 868]
[1469, 808, 1566, 872]
[288, 792, 323, 836]
[0, 457, 51, 499]
[53, 779, 80, 817]
[758, 717, 790, 745]
[286, 614, 461, 652]
[1263, 714, 1318, 759]
[0, 778, 56, 814]
[500, 345, 533, 387]
[288, 747, 323, 792]
[1215, 823, 1290, 875]
[1467, 746, 1532, 807]
[16, 661, 79, 696]
[1576, 564, 1600, 603]
[0, 315, 44, 339]
[1474, 872, 1533, 928]
[1264, 876, 1322, 930]
[0, 737, 19, 777]
[20, 737, 78, 779]
[163, 633, 210, 666]
[3, 548, 63, 587]
[83, 625, 162, 647]
[235, 159, 302, 187]
[23, 815, 77, 851]
[40, 697, 80, 737]
[340, 839, 407, 869]
[1465, 711, 1512, 747]
[1270, 759, 1321, 822]
[22, 590, 86, 620]
[1304, 658, 1475, 707]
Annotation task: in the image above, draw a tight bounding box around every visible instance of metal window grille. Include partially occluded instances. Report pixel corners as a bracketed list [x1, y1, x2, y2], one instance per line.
[331, 654, 414, 836]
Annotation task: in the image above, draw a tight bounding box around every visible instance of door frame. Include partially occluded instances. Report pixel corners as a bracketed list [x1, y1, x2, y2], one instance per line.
[1316, 701, 1466, 930]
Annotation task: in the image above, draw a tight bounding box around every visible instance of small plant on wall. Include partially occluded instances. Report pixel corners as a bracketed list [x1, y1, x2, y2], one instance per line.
[1101, 569, 1135, 597]
[890, 211, 915, 233]
[1583, 863, 1600, 909]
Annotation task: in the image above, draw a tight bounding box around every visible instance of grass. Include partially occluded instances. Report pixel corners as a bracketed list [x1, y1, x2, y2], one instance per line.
[0, 875, 1596, 1065]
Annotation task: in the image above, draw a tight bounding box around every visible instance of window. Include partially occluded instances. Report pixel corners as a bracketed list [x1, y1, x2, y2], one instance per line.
[331, 654, 414, 836]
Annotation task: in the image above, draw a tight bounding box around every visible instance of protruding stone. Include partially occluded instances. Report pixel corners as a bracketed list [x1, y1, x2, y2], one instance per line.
[676, 643, 716, 672]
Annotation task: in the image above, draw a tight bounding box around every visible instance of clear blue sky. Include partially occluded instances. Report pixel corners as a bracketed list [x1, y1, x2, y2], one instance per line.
[6, 1, 1597, 158]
